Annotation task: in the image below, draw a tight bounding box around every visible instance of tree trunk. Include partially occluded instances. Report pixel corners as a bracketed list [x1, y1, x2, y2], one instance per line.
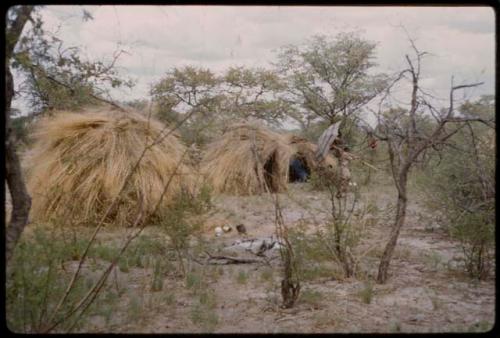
[5, 137, 32, 263]
[5, 24, 32, 264]
[376, 174, 408, 284]
[5, 70, 32, 264]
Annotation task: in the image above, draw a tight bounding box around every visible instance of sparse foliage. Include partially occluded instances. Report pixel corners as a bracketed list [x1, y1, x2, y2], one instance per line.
[418, 96, 495, 279]
[370, 36, 493, 283]
[157, 188, 211, 276]
[151, 65, 290, 146]
[12, 9, 134, 114]
[275, 32, 388, 129]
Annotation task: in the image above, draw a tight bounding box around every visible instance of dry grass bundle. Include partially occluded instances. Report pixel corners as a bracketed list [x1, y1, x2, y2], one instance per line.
[285, 134, 338, 173]
[200, 124, 293, 195]
[26, 109, 196, 226]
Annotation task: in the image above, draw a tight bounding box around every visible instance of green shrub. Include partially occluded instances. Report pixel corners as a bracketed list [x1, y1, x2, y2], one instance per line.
[6, 227, 113, 333]
[416, 100, 495, 280]
[190, 288, 218, 332]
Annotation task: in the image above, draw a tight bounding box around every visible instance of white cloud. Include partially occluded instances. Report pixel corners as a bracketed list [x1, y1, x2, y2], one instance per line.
[13, 5, 495, 109]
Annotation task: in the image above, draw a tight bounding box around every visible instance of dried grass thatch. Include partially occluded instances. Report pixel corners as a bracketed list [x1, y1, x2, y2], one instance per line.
[285, 134, 338, 174]
[287, 134, 353, 195]
[26, 108, 196, 226]
[200, 124, 293, 195]
[200, 124, 340, 196]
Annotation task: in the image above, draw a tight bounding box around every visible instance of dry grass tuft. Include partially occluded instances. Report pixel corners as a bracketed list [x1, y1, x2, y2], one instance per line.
[26, 108, 197, 226]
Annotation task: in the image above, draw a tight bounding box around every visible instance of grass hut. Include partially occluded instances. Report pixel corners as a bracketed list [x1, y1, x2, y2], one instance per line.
[26, 108, 196, 226]
[285, 134, 338, 182]
[200, 124, 293, 195]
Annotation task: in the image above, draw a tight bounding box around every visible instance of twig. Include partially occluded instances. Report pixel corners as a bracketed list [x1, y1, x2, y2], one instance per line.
[203, 251, 263, 265]
[330, 144, 381, 171]
[43, 71, 130, 113]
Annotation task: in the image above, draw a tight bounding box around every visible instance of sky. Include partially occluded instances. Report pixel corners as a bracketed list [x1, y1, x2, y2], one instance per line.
[12, 5, 495, 124]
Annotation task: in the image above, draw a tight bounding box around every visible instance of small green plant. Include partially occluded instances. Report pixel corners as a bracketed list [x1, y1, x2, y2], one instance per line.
[90, 289, 120, 326]
[196, 183, 213, 213]
[118, 258, 130, 273]
[151, 257, 164, 292]
[452, 214, 494, 280]
[157, 190, 207, 276]
[308, 168, 367, 279]
[303, 264, 342, 281]
[118, 234, 168, 270]
[289, 228, 332, 263]
[127, 294, 142, 322]
[186, 270, 206, 291]
[357, 280, 374, 304]
[190, 289, 218, 332]
[198, 290, 217, 308]
[6, 226, 105, 333]
[161, 292, 176, 306]
[236, 270, 248, 284]
[289, 227, 344, 281]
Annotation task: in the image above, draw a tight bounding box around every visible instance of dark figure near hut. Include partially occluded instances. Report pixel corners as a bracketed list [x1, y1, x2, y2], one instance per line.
[289, 158, 309, 182]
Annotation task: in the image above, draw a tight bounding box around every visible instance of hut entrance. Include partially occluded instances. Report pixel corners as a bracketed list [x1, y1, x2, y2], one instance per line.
[289, 155, 310, 182]
[263, 151, 280, 192]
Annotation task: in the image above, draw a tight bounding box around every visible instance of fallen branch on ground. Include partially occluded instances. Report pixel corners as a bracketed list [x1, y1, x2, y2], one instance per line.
[203, 251, 265, 265]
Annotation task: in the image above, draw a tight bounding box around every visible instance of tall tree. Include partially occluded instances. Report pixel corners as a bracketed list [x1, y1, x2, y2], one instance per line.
[370, 39, 493, 283]
[151, 65, 291, 145]
[151, 66, 223, 144]
[275, 32, 388, 130]
[5, 5, 34, 264]
[151, 66, 221, 122]
[12, 9, 134, 114]
[220, 66, 291, 126]
[5, 6, 135, 263]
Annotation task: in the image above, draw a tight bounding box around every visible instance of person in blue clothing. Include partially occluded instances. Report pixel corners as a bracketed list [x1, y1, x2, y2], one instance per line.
[289, 157, 309, 182]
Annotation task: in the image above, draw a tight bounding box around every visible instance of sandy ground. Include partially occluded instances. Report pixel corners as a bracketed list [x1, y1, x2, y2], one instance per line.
[7, 179, 496, 333]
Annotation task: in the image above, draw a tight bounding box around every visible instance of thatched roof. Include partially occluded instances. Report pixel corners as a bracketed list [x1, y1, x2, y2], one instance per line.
[285, 134, 338, 172]
[200, 124, 339, 196]
[200, 124, 293, 195]
[26, 108, 196, 226]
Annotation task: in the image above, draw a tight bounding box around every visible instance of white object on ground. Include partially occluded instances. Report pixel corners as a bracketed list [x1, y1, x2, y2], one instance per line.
[215, 227, 223, 237]
[226, 236, 284, 255]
